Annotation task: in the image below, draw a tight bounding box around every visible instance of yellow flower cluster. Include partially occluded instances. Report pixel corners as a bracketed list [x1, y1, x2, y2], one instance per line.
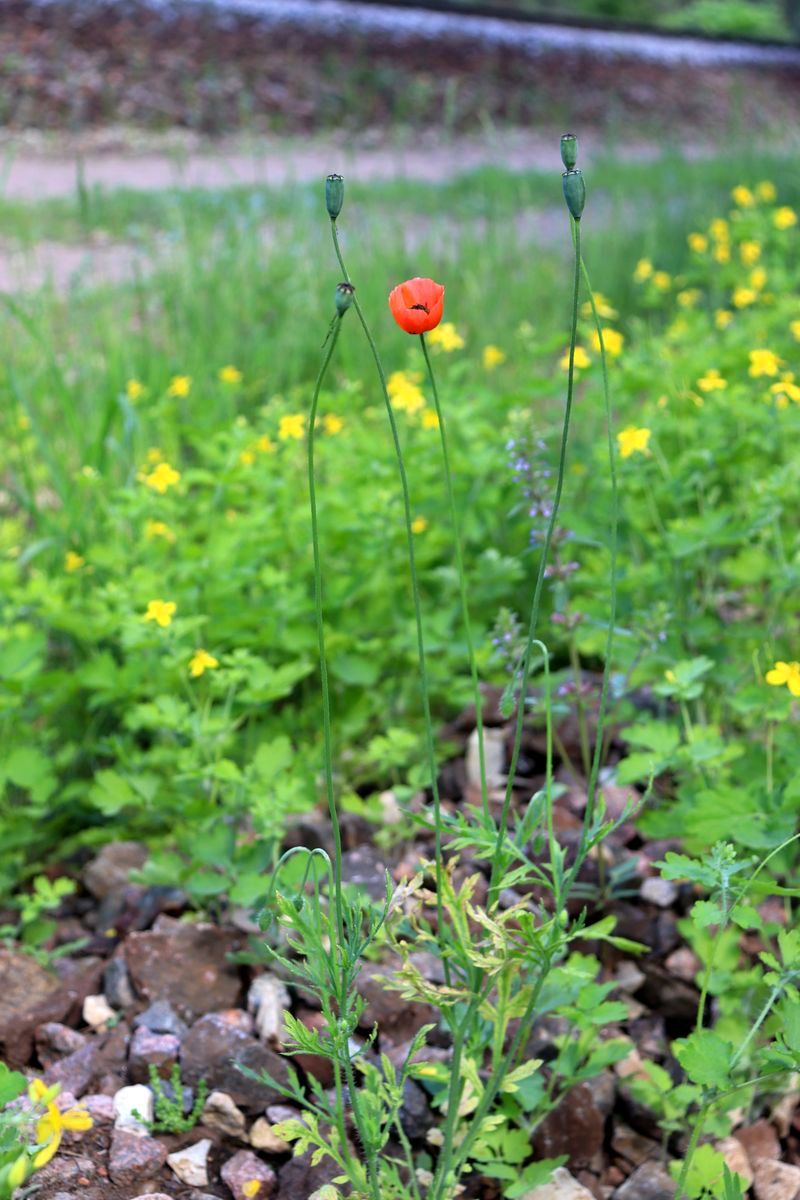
[766, 661, 800, 697]
[141, 461, 181, 494]
[427, 322, 464, 352]
[387, 370, 426, 414]
[617, 426, 651, 458]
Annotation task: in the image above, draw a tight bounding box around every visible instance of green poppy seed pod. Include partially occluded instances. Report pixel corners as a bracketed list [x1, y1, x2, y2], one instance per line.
[325, 173, 344, 220]
[562, 170, 586, 222]
[560, 133, 578, 171]
[335, 281, 355, 315]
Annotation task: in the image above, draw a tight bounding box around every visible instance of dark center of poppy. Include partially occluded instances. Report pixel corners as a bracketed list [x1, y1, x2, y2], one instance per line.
[410, 303, 429, 312]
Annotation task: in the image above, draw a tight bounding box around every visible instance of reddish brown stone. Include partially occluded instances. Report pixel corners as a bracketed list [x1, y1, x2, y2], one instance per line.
[124, 918, 243, 1020]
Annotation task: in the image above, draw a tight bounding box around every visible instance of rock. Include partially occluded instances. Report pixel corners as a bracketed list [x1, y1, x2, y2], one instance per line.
[664, 946, 700, 983]
[735, 1119, 781, 1165]
[108, 1129, 167, 1186]
[521, 1166, 595, 1199]
[44, 1041, 99, 1097]
[279, 1147, 337, 1197]
[82, 1093, 116, 1128]
[220, 1149, 277, 1199]
[716, 1137, 754, 1187]
[113, 1084, 154, 1132]
[83, 841, 148, 899]
[202, 1090, 247, 1139]
[129, 1026, 180, 1083]
[640, 878, 678, 908]
[131, 1194, 173, 1199]
[104, 956, 136, 1009]
[0, 950, 69, 1066]
[166, 1138, 212, 1188]
[83, 994, 116, 1029]
[340, 846, 387, 901]
[34, 1156, 96, 1190]
[124, 919, 243, 1020]
[356, 963, 435, 1041]
[466, 725, 505, 790]
[181, 1013, 289, 1113]
[614, 963, 645, 994]
[753, 1160, 800, 1200]
[249, 1116, 291, 1154]
[133, 999, 189, 1039]
[611, 1123, 658, 1167]
[399, 1079, 430, 1140]
[532, 1082, 605, 1170]
[35, 1022, 89, 1067]
[247, 974, 290, 1046]
[613, 1160, 674, 1200]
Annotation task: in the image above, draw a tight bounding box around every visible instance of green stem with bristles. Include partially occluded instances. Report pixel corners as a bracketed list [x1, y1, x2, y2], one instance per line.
[419, 331, 489, 820]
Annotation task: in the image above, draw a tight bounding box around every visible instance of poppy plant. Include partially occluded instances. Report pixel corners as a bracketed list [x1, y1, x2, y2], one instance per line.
[388, 277, 445, 335]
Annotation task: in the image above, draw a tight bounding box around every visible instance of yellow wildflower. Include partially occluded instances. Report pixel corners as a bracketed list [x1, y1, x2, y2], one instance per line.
[688, 232, 708, 253]
[664, 669, 677, 684]
[713, 242, 731, 264]
[322, 414, 344, 435]
[389, 379, 426, 414]
[239, 449, 256, 466]
[749, 267, 767, 290]
[617, 426, 651, 458]
[411, 517, 428, 534]
[145, 519, 175, 543]
[189, 649, 219, 678]
[427, 322, 464, 352]
[731, 185, 755, 208]
[590, 328, 623, 357]
[633, 258, 653, 282]
[482, 344, 506, 369]
[126, 379, 145, 401]
[770, 375, 800, 404]
[560, 346, 591, 371]
[581, 292, 617, 319]
[748, 349, 781, 377]
[677, 289, 700, 309]
[766, 661, 800, 697]
[278, 414, 305, 440]
[756, 180, 776, 202]
[142, 462, 181, 494]
[143, 600, 177, 628]
[739, 240, 761, 266]
[791, 320, 800, 341]
[64, 551, 85, 573]
[774, 206, 797, 230]
[421, 409, 440, 430]
[256, 435, 276, 454]
[652, 271, 671, 291]
[715, 309, 733, 330]
[218, 365, 243, 384]
[697, 369, 726, 393]
[146, 446, 163, 463]
[29, 1080, 92, 1169]
[732, 287, 756, 309]
[710, 218, 729, 242]
[167, 375, 192, 398]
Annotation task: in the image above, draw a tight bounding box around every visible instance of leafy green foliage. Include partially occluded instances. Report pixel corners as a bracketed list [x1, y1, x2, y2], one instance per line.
[139, 1064, 208, 1135]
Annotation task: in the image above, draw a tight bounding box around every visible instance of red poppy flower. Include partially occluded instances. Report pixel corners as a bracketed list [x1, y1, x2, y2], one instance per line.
[388, 277, 445, 335]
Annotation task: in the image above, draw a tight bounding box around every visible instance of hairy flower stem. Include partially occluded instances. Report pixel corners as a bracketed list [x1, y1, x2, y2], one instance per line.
[307, 313, 359, 1178]
[419, 331, 490, 819]
[571, 252, 619, 889]
[488, 218, 582, 905]
[308, 314, 346, 952]
[328, 219, 450, 984]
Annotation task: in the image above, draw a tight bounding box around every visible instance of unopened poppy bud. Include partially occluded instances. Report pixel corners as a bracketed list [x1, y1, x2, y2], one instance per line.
[560, 133, 578, 171]
[335, 281, 355, 315]
[562, 170, 586, 221]
[325, 174, 344, 220]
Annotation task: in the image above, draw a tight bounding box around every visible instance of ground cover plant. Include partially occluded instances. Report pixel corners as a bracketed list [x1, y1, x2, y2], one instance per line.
[1, 135, 800, 1198]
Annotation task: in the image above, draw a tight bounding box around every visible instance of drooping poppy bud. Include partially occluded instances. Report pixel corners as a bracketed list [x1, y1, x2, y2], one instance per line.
[560, 133, 578, 171]
[335, 281, 355, 315]
[562, 170, 586, 222]
[388, 277, 445, 335]
[325, 174, 344, 220]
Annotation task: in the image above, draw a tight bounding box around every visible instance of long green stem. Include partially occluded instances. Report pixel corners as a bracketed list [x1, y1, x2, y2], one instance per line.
[573, 251, 619, 877]
[673, 1100, 710, 1200]
[419, 332, 489, 819]
[328, 219, 449, 983]
[489, 218, 582, 903]
[308, 314, 346, 955]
